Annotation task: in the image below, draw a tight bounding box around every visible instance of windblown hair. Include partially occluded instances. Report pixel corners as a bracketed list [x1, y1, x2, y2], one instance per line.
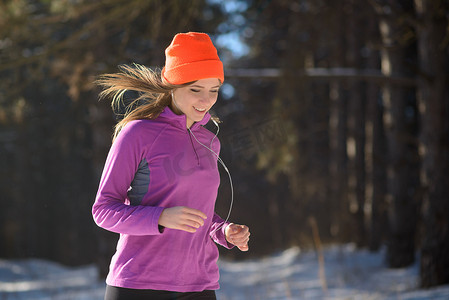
[97, 63, 221, 141]
[96, 64, 189, 141]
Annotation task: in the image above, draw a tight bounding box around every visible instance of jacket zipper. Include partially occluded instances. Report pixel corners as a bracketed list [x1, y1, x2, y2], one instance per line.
[188, 129, 200, 166]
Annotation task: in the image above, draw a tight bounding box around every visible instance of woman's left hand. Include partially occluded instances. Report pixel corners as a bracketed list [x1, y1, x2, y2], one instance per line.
[225, 223, 250, 251]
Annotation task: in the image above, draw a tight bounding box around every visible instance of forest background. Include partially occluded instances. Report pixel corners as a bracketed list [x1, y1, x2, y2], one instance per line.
[0, 0, 448, 289]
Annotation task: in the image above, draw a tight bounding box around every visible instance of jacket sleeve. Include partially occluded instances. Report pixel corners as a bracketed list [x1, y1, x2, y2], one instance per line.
[210, 213, 234, 249]
[92, 122, 164, 236]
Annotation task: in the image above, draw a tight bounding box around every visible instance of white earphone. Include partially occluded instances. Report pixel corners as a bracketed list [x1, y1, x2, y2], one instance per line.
[188, 121, 234, 236]
[171, 89, 234, 234]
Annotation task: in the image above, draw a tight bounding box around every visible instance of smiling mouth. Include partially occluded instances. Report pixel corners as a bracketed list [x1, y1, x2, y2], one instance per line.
[194, 106, 207, 112]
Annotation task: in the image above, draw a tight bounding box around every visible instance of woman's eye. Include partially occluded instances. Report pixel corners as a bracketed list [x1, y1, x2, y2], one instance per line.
[190, 89, 200, 93]
[210, 90, 219, 93]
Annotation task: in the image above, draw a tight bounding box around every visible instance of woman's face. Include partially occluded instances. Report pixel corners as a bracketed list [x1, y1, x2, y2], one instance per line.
[171, 78, 221, 128]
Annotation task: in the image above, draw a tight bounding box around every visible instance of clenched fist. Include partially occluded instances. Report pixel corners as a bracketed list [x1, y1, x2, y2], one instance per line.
[225, 223, 250, 251]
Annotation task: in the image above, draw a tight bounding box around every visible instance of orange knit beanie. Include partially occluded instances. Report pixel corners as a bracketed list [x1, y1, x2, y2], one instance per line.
[161, 32, 224, 85]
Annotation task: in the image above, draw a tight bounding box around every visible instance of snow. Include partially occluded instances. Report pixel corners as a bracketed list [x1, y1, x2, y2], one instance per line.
[1, 244, 448, 299]
[218, 245, 449, 299]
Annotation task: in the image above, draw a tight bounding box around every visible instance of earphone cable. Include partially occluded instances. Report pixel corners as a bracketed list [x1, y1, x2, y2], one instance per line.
[188, 125, 234, 236]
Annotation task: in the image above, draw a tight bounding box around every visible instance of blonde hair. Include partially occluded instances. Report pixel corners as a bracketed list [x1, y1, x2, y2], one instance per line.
[96, 64, 189, 140]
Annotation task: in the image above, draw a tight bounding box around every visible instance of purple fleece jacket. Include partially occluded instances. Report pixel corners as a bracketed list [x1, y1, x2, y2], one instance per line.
[92, 107, 233, 292]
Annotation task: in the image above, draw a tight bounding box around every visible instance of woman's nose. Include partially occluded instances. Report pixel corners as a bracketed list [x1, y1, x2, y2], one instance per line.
[199, 92, 213, 103]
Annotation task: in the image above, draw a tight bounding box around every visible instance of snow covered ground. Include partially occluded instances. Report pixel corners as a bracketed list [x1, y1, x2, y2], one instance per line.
[1, 244, 448, 299]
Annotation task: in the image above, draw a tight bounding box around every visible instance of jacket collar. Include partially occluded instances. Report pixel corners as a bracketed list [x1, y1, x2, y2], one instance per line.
[159, 106, 211, 130]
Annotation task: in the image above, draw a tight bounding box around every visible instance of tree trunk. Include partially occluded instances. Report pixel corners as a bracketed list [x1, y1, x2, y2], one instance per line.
[415, 0, 449, 287]
[365, 16, 388, 251]
[379, 1, 420, 268]
[367, 85, 389, 251]
[328, 0, 350, 242]
[346, 0, 366, 247]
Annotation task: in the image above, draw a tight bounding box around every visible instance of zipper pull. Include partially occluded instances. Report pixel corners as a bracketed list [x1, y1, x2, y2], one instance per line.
[188, 129, 200, 166]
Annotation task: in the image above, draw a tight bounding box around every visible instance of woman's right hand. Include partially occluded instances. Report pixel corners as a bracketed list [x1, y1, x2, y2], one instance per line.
[158, 206, 207, 233]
